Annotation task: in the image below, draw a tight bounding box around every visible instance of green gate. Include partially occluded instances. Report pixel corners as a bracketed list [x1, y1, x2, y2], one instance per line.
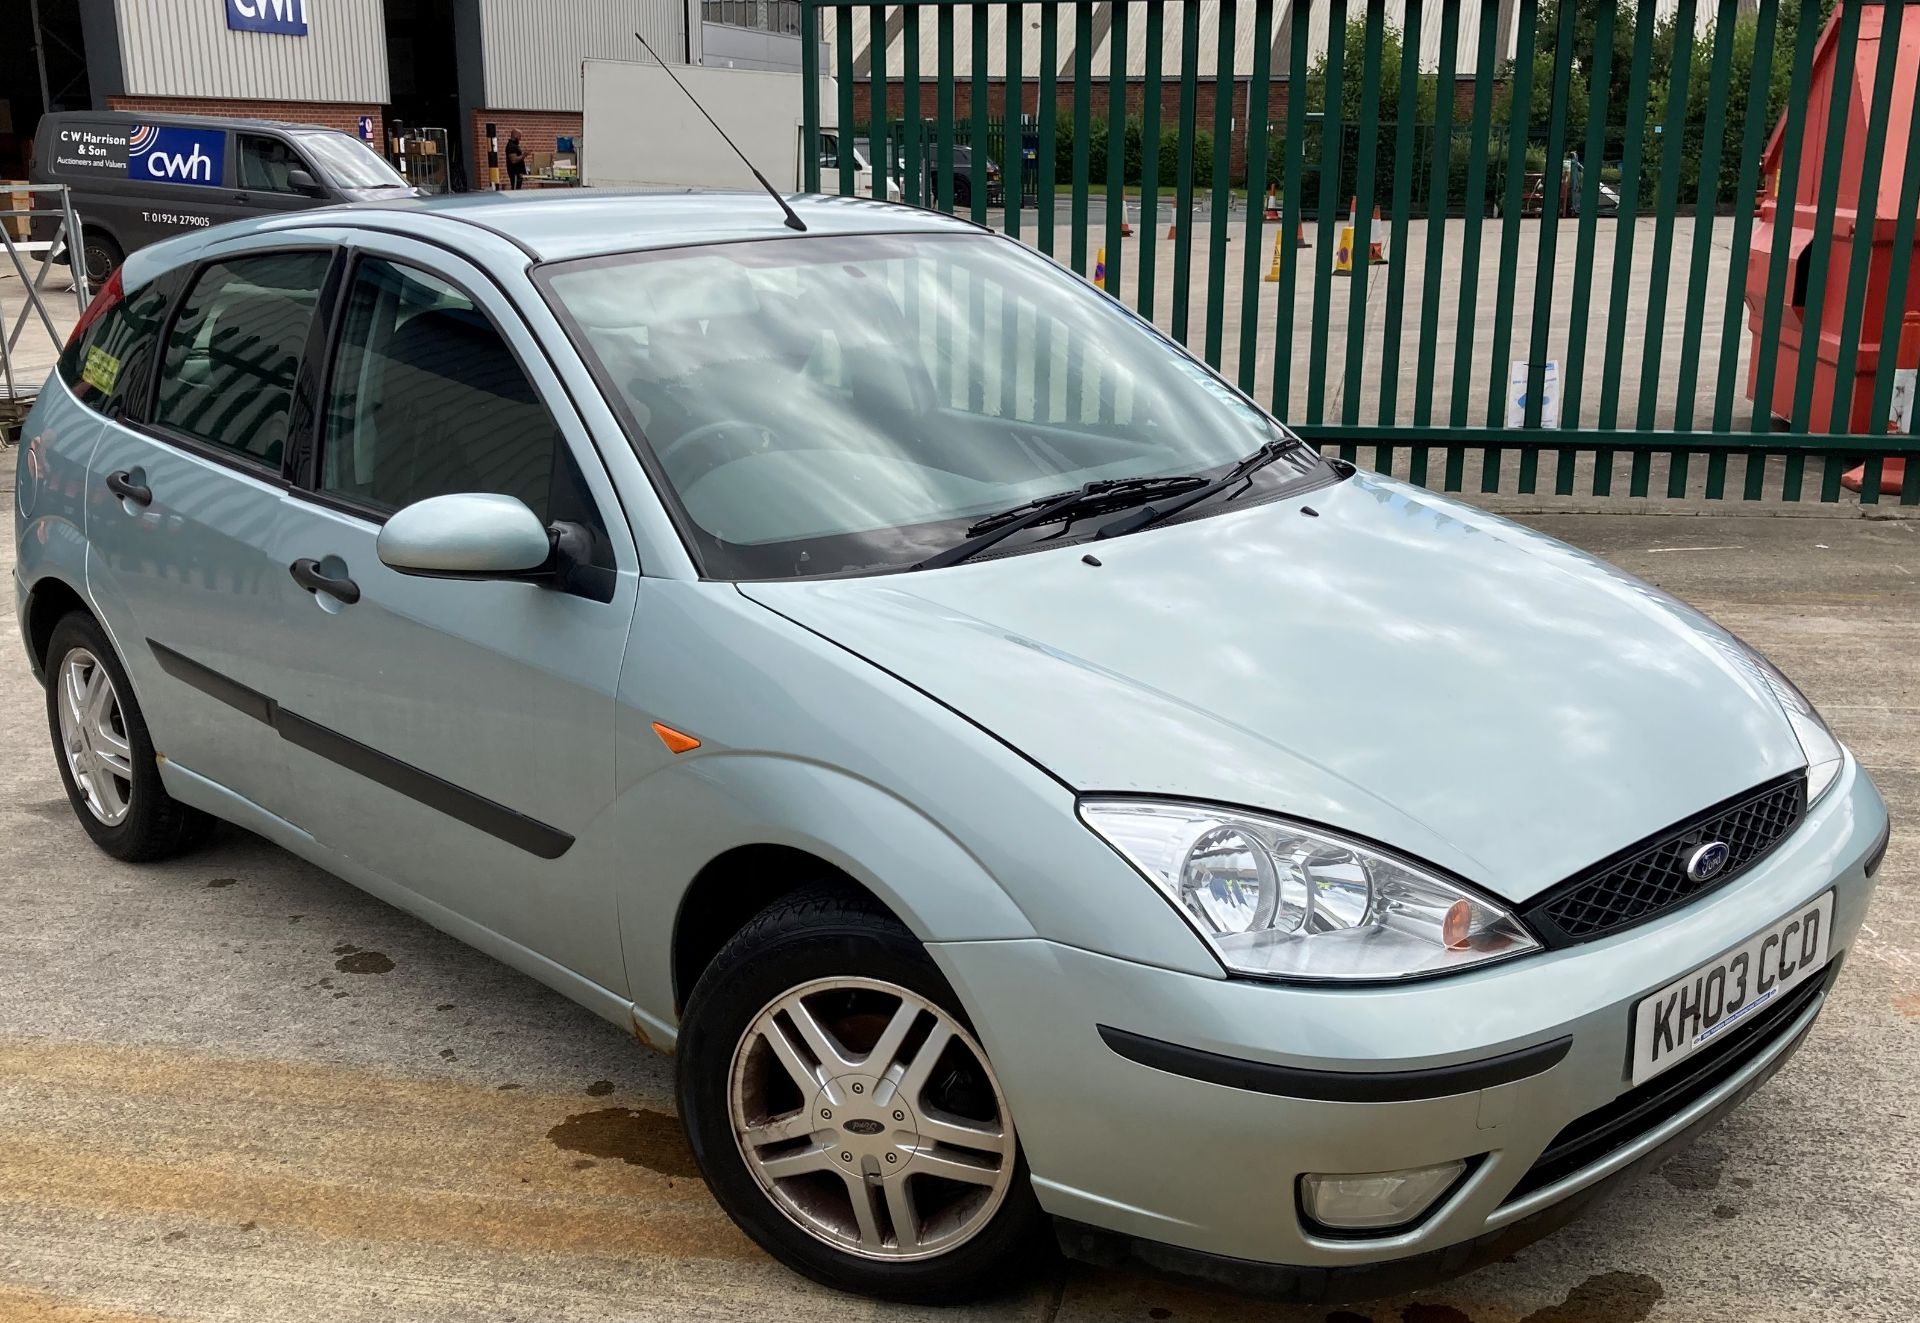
[802, 0, 1920, 504]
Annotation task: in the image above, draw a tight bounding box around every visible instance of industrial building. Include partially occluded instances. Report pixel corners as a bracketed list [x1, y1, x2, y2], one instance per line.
[0, 0, 1763, 190]
[3, 0, 815, 189]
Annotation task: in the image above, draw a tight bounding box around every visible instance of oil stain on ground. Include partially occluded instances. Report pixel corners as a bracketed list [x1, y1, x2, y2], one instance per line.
[1519, 1272, 1665, 1323]
[205, 877, 237, 889]
[548, 1107, 699, 1178]
[331, 943, 395, 975]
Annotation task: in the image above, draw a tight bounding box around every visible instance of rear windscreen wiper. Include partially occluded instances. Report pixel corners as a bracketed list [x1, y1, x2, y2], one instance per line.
[915, 475, 1208, 571]
[1092, 440, 1296, 541]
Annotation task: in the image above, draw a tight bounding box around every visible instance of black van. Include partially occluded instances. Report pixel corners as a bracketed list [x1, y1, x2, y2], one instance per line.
[32, 111, 417, 283]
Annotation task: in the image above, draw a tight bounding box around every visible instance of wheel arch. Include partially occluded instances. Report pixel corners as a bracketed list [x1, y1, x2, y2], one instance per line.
[670, 844, 887, 1014]
[23, 575, 94, 686]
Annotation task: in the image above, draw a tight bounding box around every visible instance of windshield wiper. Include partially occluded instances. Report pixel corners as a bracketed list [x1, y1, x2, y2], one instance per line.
[915, 475, 1208, 571]
[1092, 440, 1297, 542]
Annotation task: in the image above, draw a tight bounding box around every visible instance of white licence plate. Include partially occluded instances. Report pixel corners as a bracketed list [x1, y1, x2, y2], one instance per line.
[1629, 891, 1833, 1087]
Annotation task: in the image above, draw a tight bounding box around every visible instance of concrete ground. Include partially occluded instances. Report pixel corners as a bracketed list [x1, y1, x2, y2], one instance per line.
[2, 487, 1918, 1321]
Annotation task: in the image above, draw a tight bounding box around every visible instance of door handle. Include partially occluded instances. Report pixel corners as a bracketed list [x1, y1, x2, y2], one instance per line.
[289, 558, 361, 605]
[104, 470, 152, 506]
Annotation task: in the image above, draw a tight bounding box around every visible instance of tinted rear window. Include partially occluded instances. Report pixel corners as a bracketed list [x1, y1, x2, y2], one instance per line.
[57, 279, 171, 416]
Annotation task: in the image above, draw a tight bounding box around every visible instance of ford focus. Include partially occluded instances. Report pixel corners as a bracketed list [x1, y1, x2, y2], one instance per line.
[13, 191, 1890, 1303]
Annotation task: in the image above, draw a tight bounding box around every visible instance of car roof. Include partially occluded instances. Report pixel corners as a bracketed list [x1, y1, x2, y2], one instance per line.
[331, 189, 983, 263]
[40, 109, 344, 136]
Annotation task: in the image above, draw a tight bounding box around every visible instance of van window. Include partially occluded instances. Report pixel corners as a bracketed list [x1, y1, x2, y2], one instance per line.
[152, 251, 333, 468]
[319, 257, 561, 520]
[296, 132, 407, 190]
[237, 135, 310, 193]
[56, 279, 171, 416]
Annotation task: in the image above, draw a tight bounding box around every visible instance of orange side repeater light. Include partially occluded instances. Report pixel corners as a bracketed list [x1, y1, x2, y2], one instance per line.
[652, 722, 701, 755]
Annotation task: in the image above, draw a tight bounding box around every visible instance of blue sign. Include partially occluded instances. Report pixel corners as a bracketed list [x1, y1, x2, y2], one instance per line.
[128, 124, 227, 189]
[226, 0, 309, 36]
[358, 115, 376, 142]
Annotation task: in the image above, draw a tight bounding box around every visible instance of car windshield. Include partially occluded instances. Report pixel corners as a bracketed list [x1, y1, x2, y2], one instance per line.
[296, 131, 407, 189]
[541, 231, 1329, 580]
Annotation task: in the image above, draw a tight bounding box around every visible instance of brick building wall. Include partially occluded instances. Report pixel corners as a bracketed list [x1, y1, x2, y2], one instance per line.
[108, 95, 383, 142]
[469, 110, 584, 189]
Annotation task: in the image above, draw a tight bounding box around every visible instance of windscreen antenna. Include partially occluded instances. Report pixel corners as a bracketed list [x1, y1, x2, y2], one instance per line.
[632, 31, 807, 231]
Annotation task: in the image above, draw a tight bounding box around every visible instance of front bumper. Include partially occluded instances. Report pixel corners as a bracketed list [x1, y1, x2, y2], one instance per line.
[928, 756, 1887, 1296]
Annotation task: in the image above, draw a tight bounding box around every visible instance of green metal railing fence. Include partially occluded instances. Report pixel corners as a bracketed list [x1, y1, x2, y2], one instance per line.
[804, 0, 1920, 504]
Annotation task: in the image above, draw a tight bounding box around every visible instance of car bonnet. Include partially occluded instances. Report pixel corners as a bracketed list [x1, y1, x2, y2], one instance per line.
[738, 472, 1807, 903]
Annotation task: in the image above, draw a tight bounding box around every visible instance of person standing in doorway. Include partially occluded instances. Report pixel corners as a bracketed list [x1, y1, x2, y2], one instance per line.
[506, 129, 526, 190]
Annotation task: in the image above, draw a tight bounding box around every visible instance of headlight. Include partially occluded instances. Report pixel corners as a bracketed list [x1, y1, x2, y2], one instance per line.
[1079, 800, 1539, 981]
[1740, 647, 1844, 805]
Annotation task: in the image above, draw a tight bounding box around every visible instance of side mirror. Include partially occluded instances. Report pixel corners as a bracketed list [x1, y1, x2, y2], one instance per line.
[377, 493, 552, 578]
[286, 167, 325, 197]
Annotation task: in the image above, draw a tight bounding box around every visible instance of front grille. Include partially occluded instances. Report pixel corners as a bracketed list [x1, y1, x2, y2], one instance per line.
[1503, 962, 1835, 1204]
[1526, 774, 1806, 947]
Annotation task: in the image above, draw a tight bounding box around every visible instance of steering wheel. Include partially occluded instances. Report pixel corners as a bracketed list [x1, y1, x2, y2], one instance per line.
[655, 418, 766, 473]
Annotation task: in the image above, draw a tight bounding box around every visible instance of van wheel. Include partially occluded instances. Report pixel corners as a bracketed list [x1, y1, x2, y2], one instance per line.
[44, 613, 209, 862]
[81, 233, 123, 288]
[678, 884, 1049, 1303]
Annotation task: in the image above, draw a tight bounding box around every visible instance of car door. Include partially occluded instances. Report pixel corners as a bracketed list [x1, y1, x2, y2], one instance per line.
[84, 241, 339, 826]
[266, 235, 640, 996]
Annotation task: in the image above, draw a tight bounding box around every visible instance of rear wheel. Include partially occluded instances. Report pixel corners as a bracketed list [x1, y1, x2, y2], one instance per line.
[80, 231, 122, 288]
[44, 613, 208, 861]
[678, 885, 1048, 1302]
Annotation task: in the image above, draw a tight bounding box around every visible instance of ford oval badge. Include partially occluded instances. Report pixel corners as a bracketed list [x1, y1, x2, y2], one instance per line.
[1686, 841, 1731, 883]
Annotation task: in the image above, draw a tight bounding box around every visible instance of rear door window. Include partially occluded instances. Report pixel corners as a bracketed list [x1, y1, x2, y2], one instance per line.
[151, 250, 332, 468]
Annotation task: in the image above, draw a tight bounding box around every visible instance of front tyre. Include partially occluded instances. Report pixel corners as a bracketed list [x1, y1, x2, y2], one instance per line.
[44, 612, 208, 861]
[678, 885, 1048, 1303]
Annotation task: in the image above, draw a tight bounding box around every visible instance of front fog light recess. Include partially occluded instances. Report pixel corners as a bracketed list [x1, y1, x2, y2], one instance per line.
[1300, 1161, 1469, 1232]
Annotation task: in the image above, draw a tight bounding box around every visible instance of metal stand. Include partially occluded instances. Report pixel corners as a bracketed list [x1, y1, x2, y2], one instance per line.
[1, 182, 89, 430]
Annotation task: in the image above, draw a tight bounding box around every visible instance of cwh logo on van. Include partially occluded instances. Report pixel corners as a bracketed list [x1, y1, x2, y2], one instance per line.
[129, 125, 227, 189]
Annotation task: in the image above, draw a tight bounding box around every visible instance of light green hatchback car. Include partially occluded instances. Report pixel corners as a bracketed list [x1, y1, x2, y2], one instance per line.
[15, 190, 1889, 1304]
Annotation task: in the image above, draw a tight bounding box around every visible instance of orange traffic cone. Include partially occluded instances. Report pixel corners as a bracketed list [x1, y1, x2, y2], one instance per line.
[1264, 185, 1281, 221]
[1166, 222, 1178, 239]
[1368, 205, 1388, 264]
[1120, 199, 1133, 238]
[1843, 311, 1920, 496]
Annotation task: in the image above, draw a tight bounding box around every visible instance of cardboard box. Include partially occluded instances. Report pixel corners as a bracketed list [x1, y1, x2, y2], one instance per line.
[3, 183, 31, 242]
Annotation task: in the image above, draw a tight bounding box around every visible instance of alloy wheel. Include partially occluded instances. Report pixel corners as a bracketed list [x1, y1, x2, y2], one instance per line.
[728, 976, 1016, 1261]
[57, 648, 134, 826]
